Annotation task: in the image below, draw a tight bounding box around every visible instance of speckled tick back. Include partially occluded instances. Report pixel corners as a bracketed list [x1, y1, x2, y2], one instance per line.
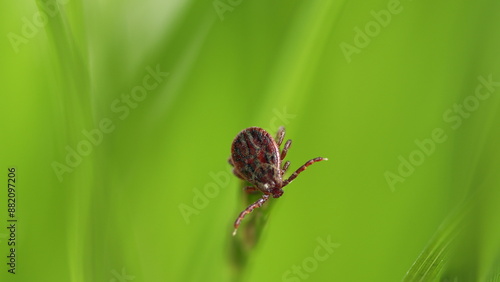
[229, 126, 328, 235]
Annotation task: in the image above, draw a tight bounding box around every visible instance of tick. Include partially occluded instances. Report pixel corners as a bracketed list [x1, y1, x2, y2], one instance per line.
[229, 126, 328, 235]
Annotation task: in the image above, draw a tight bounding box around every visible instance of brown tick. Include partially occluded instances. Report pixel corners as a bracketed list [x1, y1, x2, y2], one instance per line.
[229, 126, 328, 235]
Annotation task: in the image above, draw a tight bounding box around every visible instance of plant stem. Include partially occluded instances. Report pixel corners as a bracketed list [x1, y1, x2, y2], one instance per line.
[228, 182, 275, 282]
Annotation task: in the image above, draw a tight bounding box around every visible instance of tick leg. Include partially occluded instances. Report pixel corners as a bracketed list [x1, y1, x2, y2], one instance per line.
[244, 186, 259, 193]
[275, 126, 285, 146]
[228, 157, 234, 166]
[282, 157, 328, 187]
[281, 161, 291, 176]
[281, 139, 292, 160]
[233, 194, 270, 236]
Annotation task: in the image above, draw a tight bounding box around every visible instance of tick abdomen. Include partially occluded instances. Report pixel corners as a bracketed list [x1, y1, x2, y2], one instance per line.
[231, 127, 281, 190]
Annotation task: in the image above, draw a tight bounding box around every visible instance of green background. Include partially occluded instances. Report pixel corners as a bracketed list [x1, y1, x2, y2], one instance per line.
[1, 0, 500, 281]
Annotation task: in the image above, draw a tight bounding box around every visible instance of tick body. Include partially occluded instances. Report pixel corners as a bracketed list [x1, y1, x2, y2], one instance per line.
[229, 126, 328, 235]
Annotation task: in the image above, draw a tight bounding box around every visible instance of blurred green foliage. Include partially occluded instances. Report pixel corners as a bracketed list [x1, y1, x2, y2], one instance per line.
[1, 0, 500, 281]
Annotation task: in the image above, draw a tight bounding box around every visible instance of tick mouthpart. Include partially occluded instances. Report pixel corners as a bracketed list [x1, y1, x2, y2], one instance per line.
[271, 188, 284, 198]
